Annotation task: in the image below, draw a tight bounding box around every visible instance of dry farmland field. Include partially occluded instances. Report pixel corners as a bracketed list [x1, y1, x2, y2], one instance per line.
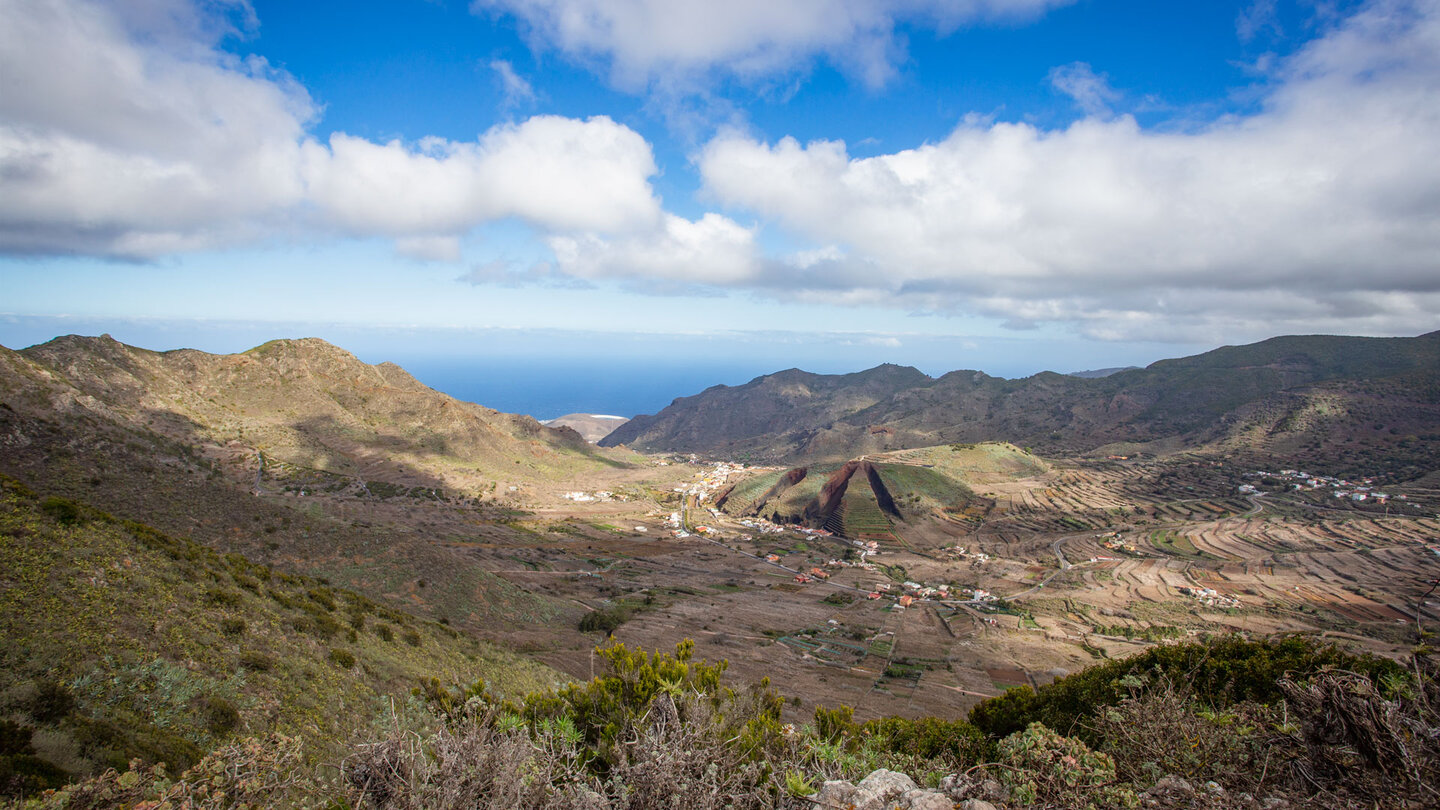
[245, 446, 1440, 724]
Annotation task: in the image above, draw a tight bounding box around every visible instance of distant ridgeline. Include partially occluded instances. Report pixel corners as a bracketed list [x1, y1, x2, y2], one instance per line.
[602, 331, 1440, 480]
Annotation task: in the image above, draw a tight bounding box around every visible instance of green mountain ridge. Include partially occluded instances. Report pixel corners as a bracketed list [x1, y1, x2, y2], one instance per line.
[601, 331, 1440, 478]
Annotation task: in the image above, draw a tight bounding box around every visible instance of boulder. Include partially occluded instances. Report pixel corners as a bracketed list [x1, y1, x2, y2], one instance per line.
[901, 788, 955, 810]
[854, 769, 918, 808]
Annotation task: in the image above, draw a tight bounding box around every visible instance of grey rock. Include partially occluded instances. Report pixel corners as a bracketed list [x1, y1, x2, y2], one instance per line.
[938, 773, 972, 799]
[852, 769, 918, 809]
[813, 779, 858, 807]
[1148, 775, 1195, 797]
[857, 769, 918, 798]
[980, 778, 1007, 802]
[959, 800, 998, 810]
[901, 788, 954, 810]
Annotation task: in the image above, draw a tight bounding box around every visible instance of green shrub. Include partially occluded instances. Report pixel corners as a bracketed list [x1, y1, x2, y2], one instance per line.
[219, 618, 247, 637]
[67, 714, 202, 774]
[307, 588, 336, 612]
[969, 635, 1405, 740]
[374, 623, 394, 642]
[578, 606, 628, 634]
[814, 704, 856, 743]
[862, 715, 991, 765]
[239, 651, 273, 672]
[998, 722, 1137, 809]
[0, 720, 70, 798]
[199, 696, 241, 735]
[328, 649, 356, 669]
[203, 588, 242, 608]
[39, 496, 82, 525]
[402, 630, 422, 647]
[24, 680, 74, 724]
[308, 612, 341, 639]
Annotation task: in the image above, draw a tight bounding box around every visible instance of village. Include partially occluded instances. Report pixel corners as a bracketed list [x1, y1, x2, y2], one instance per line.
[1238, 467, 1411, 506]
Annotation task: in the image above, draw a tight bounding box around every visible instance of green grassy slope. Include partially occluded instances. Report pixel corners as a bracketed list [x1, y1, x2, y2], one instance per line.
[0, 477, 563, 789]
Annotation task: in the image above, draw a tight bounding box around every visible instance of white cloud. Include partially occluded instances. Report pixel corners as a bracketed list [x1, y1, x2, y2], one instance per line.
[395, 235, 462, 262]
[490, 58, 538, 106]
[1048, 62, 1119, 118]
[0, 0, 665, 258]
[696, 0, 1440, 341]
[549, 213, 760, 284]
[1237, 0, 1282, 42]
[0, 0, 312, 255]
[303, 117, 662, 236]
[474, 0, 1077, 91]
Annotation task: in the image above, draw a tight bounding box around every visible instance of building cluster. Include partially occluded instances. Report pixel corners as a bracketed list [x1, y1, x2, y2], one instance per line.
[1177, 585, 1241, 609]
[941, 544, 990, 563]
[560, 490, 623, 502]
[673, 462, 749, 503]
[1242, 469, 1404, 504]
[737, 517, 792, 535]
[1098, 532, 1141, 554]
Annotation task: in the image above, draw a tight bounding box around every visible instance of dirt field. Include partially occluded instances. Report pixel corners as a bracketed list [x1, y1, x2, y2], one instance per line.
[254, 451, 1440, 723]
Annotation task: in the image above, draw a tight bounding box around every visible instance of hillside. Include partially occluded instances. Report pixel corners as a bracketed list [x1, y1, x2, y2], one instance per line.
[0, 477, 561, 792]
[0, 336, 644, 644]
[3, 335, 632, 490]
[601, 331, 1440, 478]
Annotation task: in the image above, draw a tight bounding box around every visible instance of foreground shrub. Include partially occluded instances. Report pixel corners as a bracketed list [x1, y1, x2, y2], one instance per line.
[997, 722, 1138, 810]
[1278, 667, 1440, 805]
[0, 720, 69, 798]
[1088, 674, 1283, 791]
[27, 734, 323, 809]
[970, 634, 1405, 739]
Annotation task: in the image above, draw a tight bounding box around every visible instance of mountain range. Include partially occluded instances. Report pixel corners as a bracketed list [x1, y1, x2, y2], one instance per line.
[601, 331, 1440, 480]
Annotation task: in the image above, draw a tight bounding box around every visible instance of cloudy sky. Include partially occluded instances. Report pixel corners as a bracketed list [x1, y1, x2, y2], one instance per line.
[2, 0, 1438, 411]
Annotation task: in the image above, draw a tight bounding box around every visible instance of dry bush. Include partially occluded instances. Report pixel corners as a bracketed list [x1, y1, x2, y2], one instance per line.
[602, 694, 778, 809]
[1088, 675, 1288, 793]
[1279, 668, 1440, 806]
[344, 715, 599, 810]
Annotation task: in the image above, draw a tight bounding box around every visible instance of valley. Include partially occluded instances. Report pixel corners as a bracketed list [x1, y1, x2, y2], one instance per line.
[415, 445, 1440, 724]
[3, 332, 1438, 797]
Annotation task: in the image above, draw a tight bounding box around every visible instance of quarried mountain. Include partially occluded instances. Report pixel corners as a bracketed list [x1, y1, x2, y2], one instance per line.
[601, 332, 1440, 479]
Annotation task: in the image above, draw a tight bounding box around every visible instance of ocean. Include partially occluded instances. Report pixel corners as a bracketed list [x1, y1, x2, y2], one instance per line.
[392, 357, 774, 421]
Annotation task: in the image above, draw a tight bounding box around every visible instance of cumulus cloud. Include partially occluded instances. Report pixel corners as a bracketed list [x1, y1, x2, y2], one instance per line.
[0, 0, 665, 259]
[0, 0, 312, 256]
[548, 213, 760, 284]
[474, 0, 1077, 90]
[696, 0, 1440, 341]
[302, 117, 661, 236]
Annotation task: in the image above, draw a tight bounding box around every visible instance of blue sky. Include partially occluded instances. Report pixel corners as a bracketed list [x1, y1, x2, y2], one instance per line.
[2, 0, 1438, 415]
